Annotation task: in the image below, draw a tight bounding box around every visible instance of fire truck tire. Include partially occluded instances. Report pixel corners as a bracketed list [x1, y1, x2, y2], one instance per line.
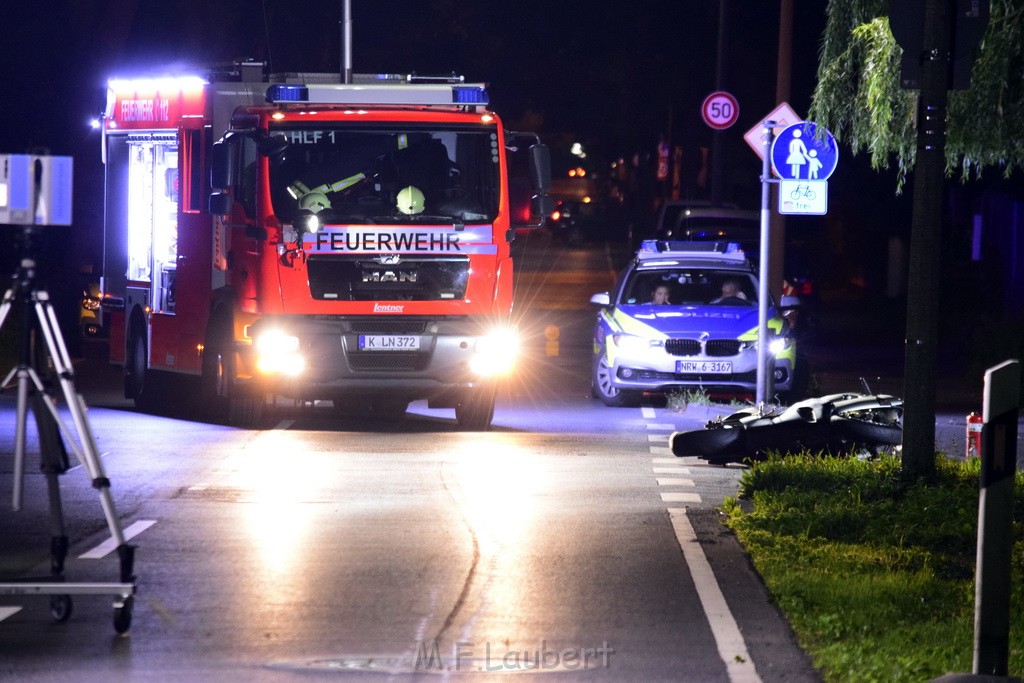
[229, 394, 265, 429]
[455, 383, 496, 431]
[126, 327, 161, 411]
[202, 320, 265, 428]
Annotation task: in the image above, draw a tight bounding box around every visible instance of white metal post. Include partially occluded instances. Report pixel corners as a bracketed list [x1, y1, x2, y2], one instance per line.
[756, 120, 776, 405]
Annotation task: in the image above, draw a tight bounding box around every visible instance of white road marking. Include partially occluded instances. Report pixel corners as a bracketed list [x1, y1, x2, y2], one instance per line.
[652, 457, 686, 465]
[656, 478, 695, 487]
[0, 606, 22, 622]
[641, 407, 656, 419]
[273, 419, 295, 430]
[653, 467, 691, 474]
[649, 446, 673, 456]
[668, 508, 761, 683]
[647, 434, 669, 443]
[188, 483, 210, 491]
[661, 492, 701, 503]
[79, 520, 157, 560]
[645, 423, 675, 430]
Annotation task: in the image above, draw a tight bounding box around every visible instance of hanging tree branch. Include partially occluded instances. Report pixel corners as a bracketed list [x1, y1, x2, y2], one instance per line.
[809, 0, 1024, 190]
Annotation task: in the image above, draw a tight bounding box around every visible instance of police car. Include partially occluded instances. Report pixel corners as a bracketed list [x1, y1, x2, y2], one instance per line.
[589, 241, 800, 406]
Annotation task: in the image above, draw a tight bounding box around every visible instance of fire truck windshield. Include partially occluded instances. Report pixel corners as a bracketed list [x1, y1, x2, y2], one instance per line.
[267, 124, 501, 225]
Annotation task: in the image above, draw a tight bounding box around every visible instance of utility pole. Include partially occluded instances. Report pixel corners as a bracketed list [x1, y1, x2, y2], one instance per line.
[710, 0, 729, 206]
[901, 0, 953, 480]
[768, 0, 793, 300]
[341, 0, 352, 83]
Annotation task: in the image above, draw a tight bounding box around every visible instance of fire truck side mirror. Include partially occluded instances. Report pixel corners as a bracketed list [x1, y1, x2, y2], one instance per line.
[530, 194, 555, 228]
[529, 143, 551, 193]
[211, 137, 236, 191]
[209, 192, 232, 216]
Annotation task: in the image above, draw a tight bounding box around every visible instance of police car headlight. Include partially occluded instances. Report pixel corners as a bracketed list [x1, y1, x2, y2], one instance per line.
[254, 329, 306, 377]
[470, 327, 519, 377]
[612, 333, 652, 355]
[768, 338, 788, 355]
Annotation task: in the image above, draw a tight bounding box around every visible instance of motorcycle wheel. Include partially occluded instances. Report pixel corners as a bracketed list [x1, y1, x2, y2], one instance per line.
[671, 426, 745, 461]
[831, 416, 903, 447]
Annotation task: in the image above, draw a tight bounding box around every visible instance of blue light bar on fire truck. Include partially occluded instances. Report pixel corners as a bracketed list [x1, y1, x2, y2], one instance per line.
[266, 83, 489, 107]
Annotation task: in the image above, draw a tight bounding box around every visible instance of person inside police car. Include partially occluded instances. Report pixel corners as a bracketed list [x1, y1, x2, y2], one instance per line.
[711, 279, 747, 304]
[649, 283, 671, 305]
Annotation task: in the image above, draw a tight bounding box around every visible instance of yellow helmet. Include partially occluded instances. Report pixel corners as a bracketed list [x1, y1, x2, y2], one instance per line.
[397, 185, 425, 215]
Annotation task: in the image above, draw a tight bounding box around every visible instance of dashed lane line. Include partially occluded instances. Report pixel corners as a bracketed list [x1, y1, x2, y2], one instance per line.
[79, 520, 157, 560]
[656, 478, 695, 487]
[661, 492, 702, 503]
[0, 607, 22, 622]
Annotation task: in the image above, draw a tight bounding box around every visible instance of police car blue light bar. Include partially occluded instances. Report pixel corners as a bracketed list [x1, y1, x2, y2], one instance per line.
[637, 240, 747, 260]
[266, 82, 489, 107]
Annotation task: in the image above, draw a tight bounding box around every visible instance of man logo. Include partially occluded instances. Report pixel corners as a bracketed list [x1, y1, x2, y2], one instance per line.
[362, 270, 418, 283]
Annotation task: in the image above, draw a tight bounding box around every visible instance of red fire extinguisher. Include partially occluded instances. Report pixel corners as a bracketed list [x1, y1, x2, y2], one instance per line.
[966, 412, 983, 459]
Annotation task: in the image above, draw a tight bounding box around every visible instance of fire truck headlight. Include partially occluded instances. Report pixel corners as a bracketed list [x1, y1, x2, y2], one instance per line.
[254, 330, 306, 377]
[470, 328, 519, 377]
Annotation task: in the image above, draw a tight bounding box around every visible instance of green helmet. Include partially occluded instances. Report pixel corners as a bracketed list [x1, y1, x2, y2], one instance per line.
[397, 185, 425, 215]
[298, 191, 331, 212]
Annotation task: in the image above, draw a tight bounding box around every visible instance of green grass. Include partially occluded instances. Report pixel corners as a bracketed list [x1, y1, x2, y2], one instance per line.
[723, 453, 1024, 682]
[666, 388, 749, 411]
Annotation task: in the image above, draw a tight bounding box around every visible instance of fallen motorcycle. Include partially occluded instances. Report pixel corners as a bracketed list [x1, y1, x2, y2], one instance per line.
[671, 391, 903, 464]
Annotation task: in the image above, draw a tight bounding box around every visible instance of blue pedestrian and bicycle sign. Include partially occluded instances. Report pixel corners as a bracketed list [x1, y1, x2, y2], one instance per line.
[770, 122, 838, 180]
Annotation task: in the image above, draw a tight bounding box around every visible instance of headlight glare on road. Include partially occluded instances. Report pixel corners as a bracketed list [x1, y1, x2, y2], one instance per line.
[254, 329, 305, 377]
[470, 327, 519, 376]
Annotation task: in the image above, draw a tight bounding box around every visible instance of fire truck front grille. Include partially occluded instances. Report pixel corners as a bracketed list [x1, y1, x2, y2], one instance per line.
[348, 320, 428, 334]
[348, 351, 429, 371]
[307, 255, 471, 301]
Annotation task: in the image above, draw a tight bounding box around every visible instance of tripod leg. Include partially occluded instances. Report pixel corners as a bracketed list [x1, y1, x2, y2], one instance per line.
[32, 391, 70, 579]
[33, 295, 131, 551]
[11, 368, 32, 512]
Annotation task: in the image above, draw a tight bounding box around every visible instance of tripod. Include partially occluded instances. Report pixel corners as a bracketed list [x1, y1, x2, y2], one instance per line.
[0, 228, 136, 634]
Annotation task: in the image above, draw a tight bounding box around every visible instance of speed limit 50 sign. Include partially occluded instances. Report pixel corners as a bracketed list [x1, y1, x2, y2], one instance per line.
[701, 91, 740, 130]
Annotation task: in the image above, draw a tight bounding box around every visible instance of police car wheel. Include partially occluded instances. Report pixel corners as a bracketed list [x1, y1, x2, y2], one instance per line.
[592, 354, 640, 407]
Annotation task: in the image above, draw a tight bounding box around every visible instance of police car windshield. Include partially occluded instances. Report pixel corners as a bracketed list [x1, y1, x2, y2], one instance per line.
[267, 124, 500, 225]
[621, 270, 759, 306]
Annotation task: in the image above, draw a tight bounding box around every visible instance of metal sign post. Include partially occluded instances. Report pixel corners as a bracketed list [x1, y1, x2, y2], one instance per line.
[973, 359, 1021, 676]
[756, 121, 777, 405]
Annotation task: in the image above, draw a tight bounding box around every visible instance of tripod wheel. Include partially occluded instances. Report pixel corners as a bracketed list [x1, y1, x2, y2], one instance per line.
[113, 596, 134, 634]
[50, 594, 73, 622]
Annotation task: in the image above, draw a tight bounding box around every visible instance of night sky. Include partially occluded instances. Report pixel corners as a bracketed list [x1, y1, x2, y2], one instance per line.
[5, 1, 826, 175]
[4, 2, 886, 302]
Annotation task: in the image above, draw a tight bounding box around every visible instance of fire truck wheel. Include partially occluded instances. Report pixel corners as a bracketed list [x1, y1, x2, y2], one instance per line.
[127, 327, 160, 410]
[455, 383, 496, 431]
[202, 323, 264, 428]
[228, 394, 265, 429]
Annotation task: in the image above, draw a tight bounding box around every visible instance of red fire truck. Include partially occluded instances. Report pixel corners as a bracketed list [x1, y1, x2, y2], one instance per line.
[100, 62, 550, 429]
